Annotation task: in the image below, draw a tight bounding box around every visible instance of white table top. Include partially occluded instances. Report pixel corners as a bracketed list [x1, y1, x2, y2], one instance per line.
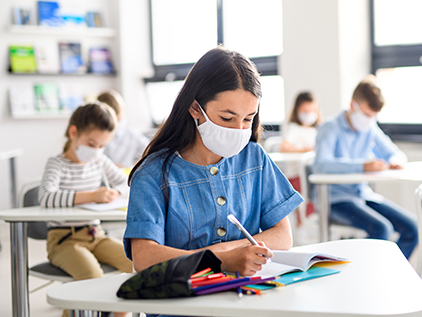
[0, 148, 24, 160]
[47, 239, 422, 317]
[309, 161, 422, 184]
[0, 206, 127, 222]
[268, 151, 315, 163]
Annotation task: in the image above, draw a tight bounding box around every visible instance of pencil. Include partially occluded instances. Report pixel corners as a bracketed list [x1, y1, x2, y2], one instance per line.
[102, 169, 110, 189]
[236, 271, 243, 298]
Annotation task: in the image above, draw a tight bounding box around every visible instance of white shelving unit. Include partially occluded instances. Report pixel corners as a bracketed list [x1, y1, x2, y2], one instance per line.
[6, 21, 118, 120]
[7, 25, 116, 38]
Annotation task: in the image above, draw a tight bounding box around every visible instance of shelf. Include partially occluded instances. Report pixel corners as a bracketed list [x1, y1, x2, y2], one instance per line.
[8, 71, 117, 77]
[7, 25, 116, 38]
[11, 111, 71, 120]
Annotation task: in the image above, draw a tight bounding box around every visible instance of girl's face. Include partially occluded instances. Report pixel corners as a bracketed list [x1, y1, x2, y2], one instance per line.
[74, 128, 112, 149]
[193, 89, 259, 130]
[297, 101, 318, 114]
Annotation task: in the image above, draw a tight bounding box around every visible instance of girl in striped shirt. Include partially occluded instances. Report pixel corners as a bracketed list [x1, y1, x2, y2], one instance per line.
[39, 103, 132, 317]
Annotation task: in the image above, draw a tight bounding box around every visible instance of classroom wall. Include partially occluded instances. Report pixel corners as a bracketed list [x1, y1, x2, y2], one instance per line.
[0, 0, 152, 211]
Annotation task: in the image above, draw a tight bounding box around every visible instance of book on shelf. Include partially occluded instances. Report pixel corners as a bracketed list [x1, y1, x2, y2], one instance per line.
[9, 45, 37, 73]
[86, 11, 104, 27]
[254, 250, 349, 278]
[37, 1, 64, 27]
[61, 5, 87, 28]
[35, 43, 60, 74]
[59, 83, 84, 112]
[13, 6, 32, 25]
[34, 82, 61, 112]
[89, 47, 114, 74]
[8, 86, 36, 117]
[58, 42, 86, 74]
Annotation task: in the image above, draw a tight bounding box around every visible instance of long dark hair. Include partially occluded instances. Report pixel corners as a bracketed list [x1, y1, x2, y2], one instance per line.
[129, 46, 262, 191]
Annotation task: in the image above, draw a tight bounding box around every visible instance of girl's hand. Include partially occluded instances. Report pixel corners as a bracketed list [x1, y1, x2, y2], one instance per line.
[93, 187, 120, 203]
[216, 241, 273, 276]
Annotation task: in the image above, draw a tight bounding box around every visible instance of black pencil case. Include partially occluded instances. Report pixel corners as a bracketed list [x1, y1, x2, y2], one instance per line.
[116, 250, 222, 299]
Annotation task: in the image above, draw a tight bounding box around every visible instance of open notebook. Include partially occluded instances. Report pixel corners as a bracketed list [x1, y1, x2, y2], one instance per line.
[77, 197, 128, 211]
[254, 250, 349, 278]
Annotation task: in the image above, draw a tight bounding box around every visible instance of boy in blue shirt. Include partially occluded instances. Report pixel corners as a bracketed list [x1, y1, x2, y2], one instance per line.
[313, 77, 418, 259]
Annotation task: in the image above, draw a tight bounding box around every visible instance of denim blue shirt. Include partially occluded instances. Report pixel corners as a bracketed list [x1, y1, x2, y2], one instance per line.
[123, 142, 303, 260]
[313, 111, 406, 204]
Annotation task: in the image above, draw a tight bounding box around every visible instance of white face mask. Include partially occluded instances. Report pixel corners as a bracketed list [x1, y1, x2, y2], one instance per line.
[349, 101, 377, 132]
[195, 104, 252, 158]
[75, 144, 104, 163]
[298, 112, 318, 126]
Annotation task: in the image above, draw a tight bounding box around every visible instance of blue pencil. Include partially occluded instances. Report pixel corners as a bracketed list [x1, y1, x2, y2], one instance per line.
[236, 271, 243, 298]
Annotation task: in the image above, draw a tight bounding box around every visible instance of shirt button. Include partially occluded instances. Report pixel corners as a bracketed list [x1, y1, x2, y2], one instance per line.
[210, 167, 219, 175]
[217, 227, 226, 237]
[217, 196, 226, 206]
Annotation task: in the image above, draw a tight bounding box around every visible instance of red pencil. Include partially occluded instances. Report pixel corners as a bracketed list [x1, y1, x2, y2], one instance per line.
[190, 268, 211, 278]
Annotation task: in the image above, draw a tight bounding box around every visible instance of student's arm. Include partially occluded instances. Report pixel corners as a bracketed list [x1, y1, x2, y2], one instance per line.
[39, 157, 76, 208]
[313, 122, 366, 173]
[373, 126, 407, 168]
[131, 237, 273, 276]
[280, 140, 313, 153]
[102, 155, 128, 197]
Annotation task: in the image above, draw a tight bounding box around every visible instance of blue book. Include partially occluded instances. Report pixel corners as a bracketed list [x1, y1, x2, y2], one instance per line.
[37, 1, 64, 27]
[89, 48, 114, 74]
[59, 43, 86, 74]
[275, 266, 340, 285]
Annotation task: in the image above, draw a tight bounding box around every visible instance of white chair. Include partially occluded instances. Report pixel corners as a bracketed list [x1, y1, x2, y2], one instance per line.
[414, 184, 422, 276]
[263, 135, 283, 153]
[20, 180, 119, 292]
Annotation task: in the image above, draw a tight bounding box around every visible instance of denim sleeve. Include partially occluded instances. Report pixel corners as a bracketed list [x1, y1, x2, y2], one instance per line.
[313, 122, 365, 174]
[123, 168, 166, 261]
[259, 151, 304, 231]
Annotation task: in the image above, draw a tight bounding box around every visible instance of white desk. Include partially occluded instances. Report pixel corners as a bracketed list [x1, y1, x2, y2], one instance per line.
[268, 151, 315, 219]
[309, 161, 422, 242]
[0, 206, 127, 317]
[47, 239, 422, 317]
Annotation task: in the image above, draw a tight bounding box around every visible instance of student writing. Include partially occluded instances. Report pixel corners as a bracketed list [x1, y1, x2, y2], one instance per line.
[312, 77, 418, 259]
[39, 103, 132, 317]
[123, 46, 304, 280]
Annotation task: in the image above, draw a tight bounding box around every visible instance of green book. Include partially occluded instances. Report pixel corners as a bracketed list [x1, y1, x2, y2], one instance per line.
[9, 45, 37, 73]
[34, 83, 61, 112]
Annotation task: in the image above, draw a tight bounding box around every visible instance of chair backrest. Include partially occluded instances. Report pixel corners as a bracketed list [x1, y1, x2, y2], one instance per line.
[19, 180, 48, 240]
[414, 184, 422, 276]
[263, 136, 283, 153]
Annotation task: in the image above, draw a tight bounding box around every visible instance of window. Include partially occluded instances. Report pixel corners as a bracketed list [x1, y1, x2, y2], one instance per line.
[146, 0, 283, 127]
[371, 0, 422, 141]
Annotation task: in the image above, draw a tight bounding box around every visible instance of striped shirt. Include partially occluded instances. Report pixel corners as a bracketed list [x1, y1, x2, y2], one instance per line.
[39, 154, 128, 227]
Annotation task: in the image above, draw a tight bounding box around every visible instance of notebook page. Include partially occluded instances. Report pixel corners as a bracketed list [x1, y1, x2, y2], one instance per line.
[77, 197, 128, 211]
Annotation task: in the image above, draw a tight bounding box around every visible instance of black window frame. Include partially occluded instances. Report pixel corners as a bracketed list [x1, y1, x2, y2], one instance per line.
[370, 0, 422, 142]
[145, 0, 281, 131]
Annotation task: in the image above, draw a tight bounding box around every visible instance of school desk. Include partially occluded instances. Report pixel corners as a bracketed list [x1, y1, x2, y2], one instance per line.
[0, 206, 127, 317]
[309, 161, 422, 242]
[46, 239, 422, 317]
[268, 151, 315, 222]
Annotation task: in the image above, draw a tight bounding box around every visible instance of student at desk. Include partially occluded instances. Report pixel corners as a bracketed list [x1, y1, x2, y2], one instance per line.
[313, 77, 418, 259]
[124, 46, 303, 277]
[39, 103, 133, 317]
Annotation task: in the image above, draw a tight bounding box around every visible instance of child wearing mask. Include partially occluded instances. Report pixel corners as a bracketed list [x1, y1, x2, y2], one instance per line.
[280, 91, 321, 154]
[39, 103, 132, 317]
[279, 92, 321, 228]
[313, 77, 418, 259]
[98, 89, 150, 168]
[124, 47, 303, 280]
